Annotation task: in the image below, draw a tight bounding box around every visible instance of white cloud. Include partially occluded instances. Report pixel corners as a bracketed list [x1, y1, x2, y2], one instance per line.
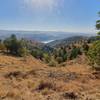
[23, 0, 64, 11]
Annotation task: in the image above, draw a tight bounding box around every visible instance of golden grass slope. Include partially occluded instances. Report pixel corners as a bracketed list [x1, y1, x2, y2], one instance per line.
[0, 54, 100, 100]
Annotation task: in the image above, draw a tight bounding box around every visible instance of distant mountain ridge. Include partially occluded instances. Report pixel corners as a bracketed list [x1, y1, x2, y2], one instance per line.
[0, 30, 95, 42]
[47, 36, 89, 48]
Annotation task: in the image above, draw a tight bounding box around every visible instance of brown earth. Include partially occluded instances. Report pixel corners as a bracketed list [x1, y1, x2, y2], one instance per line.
[0, 54, 100, 100]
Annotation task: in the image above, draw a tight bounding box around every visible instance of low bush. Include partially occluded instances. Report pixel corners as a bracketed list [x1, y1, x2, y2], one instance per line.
[88, 40, 100, 70]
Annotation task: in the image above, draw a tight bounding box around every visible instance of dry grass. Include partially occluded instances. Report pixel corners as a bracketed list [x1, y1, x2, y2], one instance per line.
[0, 54, 100, 100]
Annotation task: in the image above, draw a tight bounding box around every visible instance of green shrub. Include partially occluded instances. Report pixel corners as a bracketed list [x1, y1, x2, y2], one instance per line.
[43, 53, 51, 63]
[0, 43, 6, 51]
[48, 60, 57, 67]
[3, 34, 29, 57]
[18, 47, 29, 57]
[31, 49, 43, 60]
[88, 40, 100, 70]
[56, 57, 63, 64]
[54, 47, 68, 63]
[70, 47, 81, 60]
[4, 34, 19, 54]
[63, 53, 68, 62]
[82, 43, 89, 54]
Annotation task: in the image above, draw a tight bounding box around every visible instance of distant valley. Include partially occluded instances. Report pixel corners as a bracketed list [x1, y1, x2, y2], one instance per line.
[0, 30, 96, 43]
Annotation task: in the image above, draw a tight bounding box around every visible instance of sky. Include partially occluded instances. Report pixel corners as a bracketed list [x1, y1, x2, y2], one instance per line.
[0, 0, 100, 33]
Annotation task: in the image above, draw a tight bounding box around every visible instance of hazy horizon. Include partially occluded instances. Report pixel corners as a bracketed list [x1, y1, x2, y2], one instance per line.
[0, 29, 96, 34]
[0, 29, 96, 43]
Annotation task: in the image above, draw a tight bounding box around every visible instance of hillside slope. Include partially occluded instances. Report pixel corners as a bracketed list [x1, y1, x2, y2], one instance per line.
[47, 36, 88, 48]
[0, 54, 100, 100]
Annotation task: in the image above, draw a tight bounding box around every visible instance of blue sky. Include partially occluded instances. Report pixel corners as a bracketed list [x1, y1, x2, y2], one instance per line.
[0, 0, 100, 33]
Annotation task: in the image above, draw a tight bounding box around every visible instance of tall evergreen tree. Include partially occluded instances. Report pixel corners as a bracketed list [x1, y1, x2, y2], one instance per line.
[96, 12, 100, 36]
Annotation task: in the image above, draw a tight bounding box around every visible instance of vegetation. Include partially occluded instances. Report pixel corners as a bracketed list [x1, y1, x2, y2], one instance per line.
[82, 42, 89, 54]
[87, 12, 100, 70]
[88, 41, 100, 69]
[70, 46, 82, 60]
[54, 47, 67, 64]
[0, 33, 93, 66]
[3, 34, 29, 57]
[48, 59, 57, 67]
[0, 40, 6, 52]
[31, 48, 44, 60]
[43, 53, 51, 63]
